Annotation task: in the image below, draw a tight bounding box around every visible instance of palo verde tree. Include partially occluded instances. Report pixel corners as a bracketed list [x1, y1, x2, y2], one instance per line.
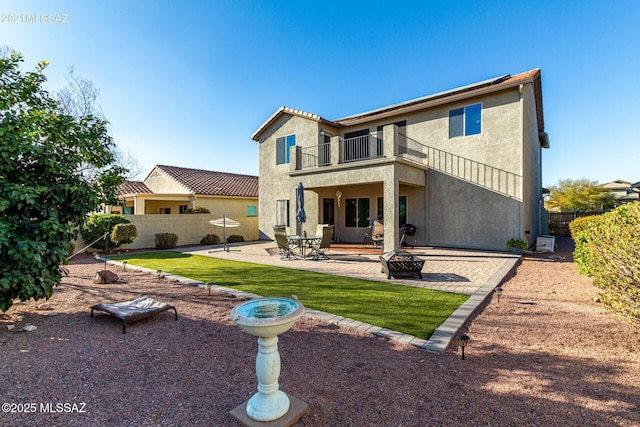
[546, 178, 617, 212]
[0, 53, 125, 312]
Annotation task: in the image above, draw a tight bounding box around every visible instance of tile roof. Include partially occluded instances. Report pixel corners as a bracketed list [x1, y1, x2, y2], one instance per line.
[154, 165, 259, 198]
[117, 181, 153, 195]
[252, 69, 544, 138]
[251, 106, 338, 141]
[335, 69, 542, 126]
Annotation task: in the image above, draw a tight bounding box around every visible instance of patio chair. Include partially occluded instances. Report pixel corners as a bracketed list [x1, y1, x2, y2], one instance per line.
[274, 227, 299, 260]
[363, 220, 384, 250]
[308, 225, 333, 260]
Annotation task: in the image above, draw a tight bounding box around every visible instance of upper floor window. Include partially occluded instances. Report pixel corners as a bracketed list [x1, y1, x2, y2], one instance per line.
[276, 134, 296, 165]
[449, 103, 481, 138]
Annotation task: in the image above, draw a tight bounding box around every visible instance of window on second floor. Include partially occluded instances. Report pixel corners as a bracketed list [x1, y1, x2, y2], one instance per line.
[276, 134, 296, 165]
[449, 103, 481, 138]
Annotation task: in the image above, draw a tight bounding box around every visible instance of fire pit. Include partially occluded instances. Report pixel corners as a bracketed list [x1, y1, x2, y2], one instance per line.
[380, 250, 425, 279]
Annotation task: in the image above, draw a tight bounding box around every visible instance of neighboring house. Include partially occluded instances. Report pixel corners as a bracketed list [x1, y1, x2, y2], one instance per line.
[113, 165, 259, 218]
[90, 165, 260, 249]
[599, 180, 638, 206]
[252, 69, 550, 251]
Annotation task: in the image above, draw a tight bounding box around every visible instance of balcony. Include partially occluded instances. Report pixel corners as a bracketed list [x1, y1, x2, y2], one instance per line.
[293, 129, 523, 200]
[295, 131, 421, 171]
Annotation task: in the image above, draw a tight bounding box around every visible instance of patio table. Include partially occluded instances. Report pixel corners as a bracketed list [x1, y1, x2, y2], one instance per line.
[288, 235, 320, 258]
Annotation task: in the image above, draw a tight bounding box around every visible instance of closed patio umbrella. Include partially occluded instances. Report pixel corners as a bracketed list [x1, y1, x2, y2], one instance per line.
[295, 182, 306, 227]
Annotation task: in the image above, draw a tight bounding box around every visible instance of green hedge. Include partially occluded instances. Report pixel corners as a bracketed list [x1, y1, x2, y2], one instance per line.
[180, 206, 210, 214]
[81, 214, 131, 251]
[568, 214, 601, 241]
[155, 233, 178, 249]
[573, 203, 640, 327]
[227, 234, 245, 243]
[200, 234, 221, 245]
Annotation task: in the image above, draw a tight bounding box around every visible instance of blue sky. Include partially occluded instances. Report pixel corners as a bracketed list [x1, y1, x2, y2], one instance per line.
[3, 0, 639, 186]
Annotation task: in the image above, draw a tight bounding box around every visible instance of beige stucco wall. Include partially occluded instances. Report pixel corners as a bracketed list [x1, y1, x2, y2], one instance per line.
[256, 83, 543, 250]
[74, 213, 259, 251]
[521, 82, 544, 245]
[144, 168, 189, 193]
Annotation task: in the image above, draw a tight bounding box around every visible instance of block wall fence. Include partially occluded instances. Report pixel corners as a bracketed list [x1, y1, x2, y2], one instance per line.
[73, 214, 259, 251]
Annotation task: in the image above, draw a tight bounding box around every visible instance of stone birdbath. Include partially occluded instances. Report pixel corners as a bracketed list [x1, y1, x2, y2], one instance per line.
[230, 297, 307, 424]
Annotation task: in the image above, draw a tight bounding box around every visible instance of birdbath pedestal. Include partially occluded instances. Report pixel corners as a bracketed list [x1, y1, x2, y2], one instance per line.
[229, 297, 308, 425]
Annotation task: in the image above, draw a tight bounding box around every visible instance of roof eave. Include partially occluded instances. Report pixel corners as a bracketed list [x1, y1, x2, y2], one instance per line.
[337, 70, 541, 127]
[252, 106, 341, 142]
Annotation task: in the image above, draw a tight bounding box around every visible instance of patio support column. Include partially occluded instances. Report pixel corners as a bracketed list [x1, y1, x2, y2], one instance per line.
[383, 167, 399, 251]
[134, 196, 146, 215]
[382, 124, 398, 157]
[330, 135, 340, 166]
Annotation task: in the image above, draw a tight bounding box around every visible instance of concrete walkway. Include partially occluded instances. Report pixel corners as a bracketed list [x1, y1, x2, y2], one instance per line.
[111, 241, 520, 353]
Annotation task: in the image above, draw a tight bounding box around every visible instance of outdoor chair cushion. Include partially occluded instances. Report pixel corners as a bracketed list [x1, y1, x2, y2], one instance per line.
[90, 296, 178, 333]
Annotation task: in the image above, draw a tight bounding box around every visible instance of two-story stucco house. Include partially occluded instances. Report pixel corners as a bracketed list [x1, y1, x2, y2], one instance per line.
[252, 69, 549, 251]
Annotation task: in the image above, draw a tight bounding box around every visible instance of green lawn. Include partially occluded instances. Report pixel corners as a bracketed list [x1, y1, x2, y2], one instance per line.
[109, 252, 469, 340]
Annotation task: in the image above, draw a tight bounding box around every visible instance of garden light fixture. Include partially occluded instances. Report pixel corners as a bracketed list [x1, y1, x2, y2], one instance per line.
[156, 269, 162, 279]
[206, 282, 213, 295]
[494, 287, 503, 303]
[458, 333, 470, 360]
[122, 261, 127, 271]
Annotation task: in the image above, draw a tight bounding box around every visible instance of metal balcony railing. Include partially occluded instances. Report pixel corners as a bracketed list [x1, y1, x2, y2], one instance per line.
[296, 143, 331, 170]
[340, 133, 383, 163]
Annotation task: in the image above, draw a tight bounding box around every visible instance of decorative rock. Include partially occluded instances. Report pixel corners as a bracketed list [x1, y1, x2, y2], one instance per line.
[21, 324, 37, 332]
[93, 270, 119, 284]
[7, 324, 15, 331]
[593, 296, 601, 303]
[36, 303, 54, 310]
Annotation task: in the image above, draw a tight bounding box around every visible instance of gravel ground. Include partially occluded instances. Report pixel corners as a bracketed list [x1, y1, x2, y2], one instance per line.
[0, 237, 638, 426]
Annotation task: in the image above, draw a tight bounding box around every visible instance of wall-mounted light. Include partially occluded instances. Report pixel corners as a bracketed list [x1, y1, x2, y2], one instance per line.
[336, 187, 342, 207]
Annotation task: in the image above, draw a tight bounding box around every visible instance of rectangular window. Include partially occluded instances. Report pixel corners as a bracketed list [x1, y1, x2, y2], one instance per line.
[179, 205, 188, 213]
[276, 200, 290, 227]
[247, 206, 257, 217]
[345, 197, 370, 228]
[377, 197, 384, 221]
[449, 103, 481, 138]
[276, 134, 296, 165]
[399, 195, 407, 226]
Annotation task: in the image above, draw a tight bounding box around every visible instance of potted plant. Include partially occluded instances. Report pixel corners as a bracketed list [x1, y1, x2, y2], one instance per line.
[507, 238, 528, 254]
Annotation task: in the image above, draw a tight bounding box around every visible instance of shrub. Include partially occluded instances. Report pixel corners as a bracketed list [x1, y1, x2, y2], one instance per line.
[181, 206, 210, 214]
[81, 214, 131, 251]
[111, 223, 138, 245]
[227, 234, 245, 243]
[573, 203, 640, 327]
[155, 233, 178, 249]
[568, 214, 601, 241]
[506, 238, 527, 251]
[200, 234, 221, 245]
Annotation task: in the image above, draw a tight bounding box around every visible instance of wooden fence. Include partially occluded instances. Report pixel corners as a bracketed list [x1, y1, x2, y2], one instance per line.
[548, 211, 603, 236]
